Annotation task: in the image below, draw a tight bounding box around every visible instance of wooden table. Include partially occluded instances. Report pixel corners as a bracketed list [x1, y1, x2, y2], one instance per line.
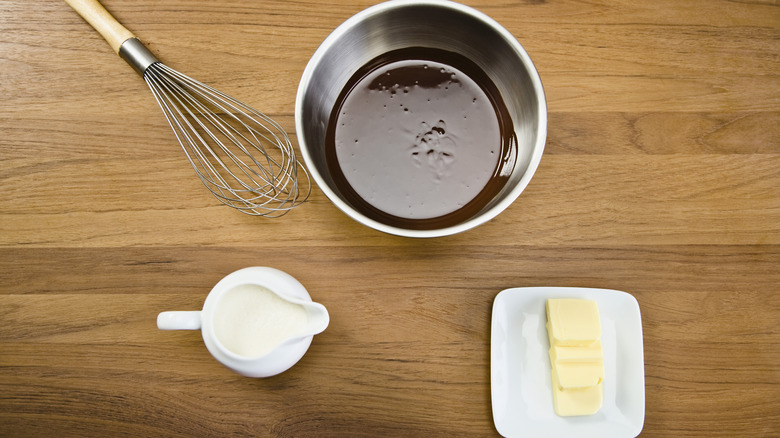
[1, 1, 778, 436]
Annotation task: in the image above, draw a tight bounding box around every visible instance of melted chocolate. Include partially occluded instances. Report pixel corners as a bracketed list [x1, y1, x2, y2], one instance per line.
[325, 47, 516, 230]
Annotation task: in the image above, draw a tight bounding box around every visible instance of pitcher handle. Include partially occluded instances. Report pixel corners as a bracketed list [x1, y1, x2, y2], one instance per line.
[157, 311, 202, 330]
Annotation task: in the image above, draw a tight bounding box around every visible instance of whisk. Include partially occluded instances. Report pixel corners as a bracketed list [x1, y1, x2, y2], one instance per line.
[65, 0, 310, 216]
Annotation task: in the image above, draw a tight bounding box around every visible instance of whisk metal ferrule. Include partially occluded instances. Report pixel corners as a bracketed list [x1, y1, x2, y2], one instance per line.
[118, 38, 160, 76]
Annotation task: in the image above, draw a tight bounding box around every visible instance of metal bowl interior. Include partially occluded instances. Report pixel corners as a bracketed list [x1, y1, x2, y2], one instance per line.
[296, 0, 546, 238]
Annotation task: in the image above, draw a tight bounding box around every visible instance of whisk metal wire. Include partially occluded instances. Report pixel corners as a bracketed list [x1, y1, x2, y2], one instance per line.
[144, 63, 310, 217]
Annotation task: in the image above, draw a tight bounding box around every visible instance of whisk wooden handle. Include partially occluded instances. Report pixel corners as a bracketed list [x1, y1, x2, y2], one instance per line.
[65, 0, 136, 53]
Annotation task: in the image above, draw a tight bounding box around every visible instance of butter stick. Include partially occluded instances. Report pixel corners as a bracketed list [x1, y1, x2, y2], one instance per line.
[546, 298, 604, 416]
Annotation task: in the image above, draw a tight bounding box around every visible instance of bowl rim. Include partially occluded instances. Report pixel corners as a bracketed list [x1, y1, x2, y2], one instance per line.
[295, 0, 547, 238]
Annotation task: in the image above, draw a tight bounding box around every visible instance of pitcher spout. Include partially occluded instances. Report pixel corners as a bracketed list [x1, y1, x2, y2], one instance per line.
[302, 301, 329, 336]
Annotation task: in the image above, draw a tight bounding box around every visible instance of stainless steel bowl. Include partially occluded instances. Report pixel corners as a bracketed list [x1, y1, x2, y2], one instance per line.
[295, 0, 546, 238]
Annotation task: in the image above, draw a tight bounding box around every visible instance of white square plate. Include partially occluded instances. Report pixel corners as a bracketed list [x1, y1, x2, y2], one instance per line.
[491, 287, 645, 437]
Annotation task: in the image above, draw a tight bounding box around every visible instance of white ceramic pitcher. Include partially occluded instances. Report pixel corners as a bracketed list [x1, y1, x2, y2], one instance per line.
[157, 267, 329, 377]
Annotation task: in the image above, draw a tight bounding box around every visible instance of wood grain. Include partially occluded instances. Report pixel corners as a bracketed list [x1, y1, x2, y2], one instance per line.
[1, 0, 778, 436]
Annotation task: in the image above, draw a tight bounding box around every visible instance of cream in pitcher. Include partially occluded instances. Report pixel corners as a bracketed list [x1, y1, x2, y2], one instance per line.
[213, 284, 309, 358]
[157, 267, 329, 377]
